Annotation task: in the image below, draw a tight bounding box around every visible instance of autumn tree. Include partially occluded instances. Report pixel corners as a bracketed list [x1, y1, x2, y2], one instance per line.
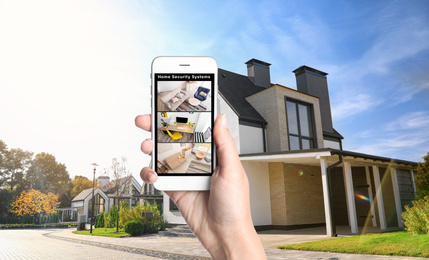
[11, 189, 59, 223]
[415, 152, 429, 199]
[71, 176, 93, 197]
[26, 152, 71, 197]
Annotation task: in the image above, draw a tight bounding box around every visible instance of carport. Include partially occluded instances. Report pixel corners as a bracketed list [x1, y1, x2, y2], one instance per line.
[240, 148, 417, 237]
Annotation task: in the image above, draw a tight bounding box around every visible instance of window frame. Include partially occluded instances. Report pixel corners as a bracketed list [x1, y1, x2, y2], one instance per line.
[285, 97, 317, 150]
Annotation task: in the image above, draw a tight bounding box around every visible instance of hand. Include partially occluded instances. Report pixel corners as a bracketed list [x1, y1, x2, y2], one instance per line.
[135, 114, 266, 259]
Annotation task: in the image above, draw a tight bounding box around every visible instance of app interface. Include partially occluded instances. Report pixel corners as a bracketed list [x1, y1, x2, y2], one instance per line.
[154, 73, 214, 176]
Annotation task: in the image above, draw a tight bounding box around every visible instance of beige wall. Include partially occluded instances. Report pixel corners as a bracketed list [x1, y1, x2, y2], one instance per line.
[268, 162, 325, 226]
[242, 161, 272, 226]
[246, 85, 324, 152]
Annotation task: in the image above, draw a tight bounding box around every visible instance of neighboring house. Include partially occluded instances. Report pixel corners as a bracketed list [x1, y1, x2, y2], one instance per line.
[149, 59, 418, 236]
[71, 175, 142, 223]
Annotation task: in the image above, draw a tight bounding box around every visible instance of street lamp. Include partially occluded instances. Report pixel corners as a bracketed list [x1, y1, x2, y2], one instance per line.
[90, 163, 98, 234]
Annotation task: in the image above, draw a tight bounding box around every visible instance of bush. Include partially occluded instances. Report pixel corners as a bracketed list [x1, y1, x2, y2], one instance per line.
[402, 195, 429, 235]
[95, 212, 105, 228]
[0, 223, 75, 229]
[106, 206, 118, 228]
[123, 220, 145, 236]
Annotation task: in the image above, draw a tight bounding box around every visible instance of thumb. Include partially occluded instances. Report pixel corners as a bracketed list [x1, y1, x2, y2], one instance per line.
[213, 114, 241, 173]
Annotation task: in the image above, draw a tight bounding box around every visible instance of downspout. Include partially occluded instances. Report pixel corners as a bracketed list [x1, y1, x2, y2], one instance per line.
[262, 122, 267, 152]
[326, 153, 343, 237]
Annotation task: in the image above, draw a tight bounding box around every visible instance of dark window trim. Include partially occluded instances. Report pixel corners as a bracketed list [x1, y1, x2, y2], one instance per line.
[284, 97, 317, 150]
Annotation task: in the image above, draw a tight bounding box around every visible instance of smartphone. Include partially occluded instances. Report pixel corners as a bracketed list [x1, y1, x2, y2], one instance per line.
[151, 56, 217, 190]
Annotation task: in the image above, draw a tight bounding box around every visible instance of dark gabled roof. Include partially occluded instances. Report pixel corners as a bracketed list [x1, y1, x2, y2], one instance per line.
[218, 68, 267, 124]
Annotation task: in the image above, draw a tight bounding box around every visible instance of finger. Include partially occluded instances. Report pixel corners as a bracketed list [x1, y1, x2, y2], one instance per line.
[135, 114, 152, 132]
[213, 114, 241, 171]
[141, 139, 153, 155]
[140, 167, 158, 184]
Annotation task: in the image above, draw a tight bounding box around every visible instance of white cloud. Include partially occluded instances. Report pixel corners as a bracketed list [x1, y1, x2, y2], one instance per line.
[332, 94, 383, 121]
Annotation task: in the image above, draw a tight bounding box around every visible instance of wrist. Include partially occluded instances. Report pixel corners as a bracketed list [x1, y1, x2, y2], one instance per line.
[208, 222, 266, 260]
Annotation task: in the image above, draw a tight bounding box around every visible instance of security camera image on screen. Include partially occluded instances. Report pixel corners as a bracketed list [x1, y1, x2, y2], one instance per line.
[155, 73, 214, 176]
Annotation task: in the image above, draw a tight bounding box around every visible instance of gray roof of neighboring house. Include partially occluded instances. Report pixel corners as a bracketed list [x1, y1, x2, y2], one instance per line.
[72, 188, 95, 202]
[218, 68, 267, 124]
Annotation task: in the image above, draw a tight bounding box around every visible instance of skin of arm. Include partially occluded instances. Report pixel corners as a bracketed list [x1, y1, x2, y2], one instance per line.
[135, 114, 266, 260]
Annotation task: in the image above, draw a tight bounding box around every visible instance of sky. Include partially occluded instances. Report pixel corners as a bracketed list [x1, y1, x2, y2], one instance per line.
[1, 0, 428, 182]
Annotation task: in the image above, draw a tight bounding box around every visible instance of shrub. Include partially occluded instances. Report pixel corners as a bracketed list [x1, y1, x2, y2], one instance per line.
[146, 215, 168, 233]
[106, 206, 118, 228]
[95, 212, 105, 228]
[124, 220, 144, 236]
[402, 195, 429, 235]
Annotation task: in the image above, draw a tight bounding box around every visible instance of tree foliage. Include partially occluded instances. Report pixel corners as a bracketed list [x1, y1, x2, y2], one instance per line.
[415, 152, 429, 199]
[10, 189, 59, 221]
[26, 152, 71, 196]
[71, 176, 93, 198]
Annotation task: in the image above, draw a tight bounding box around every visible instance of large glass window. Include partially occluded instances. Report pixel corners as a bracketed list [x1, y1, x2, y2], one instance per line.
[286, 98, 315, 150]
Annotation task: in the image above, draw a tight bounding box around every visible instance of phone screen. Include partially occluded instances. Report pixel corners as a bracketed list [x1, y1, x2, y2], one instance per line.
[154, 73, 215, 176]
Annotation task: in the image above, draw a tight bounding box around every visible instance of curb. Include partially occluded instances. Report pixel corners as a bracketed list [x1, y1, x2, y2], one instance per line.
[44, 232, 210, 260]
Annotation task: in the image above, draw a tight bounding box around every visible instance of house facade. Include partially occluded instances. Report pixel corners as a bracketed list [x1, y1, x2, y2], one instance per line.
[157, 59, 417, 236]
[71, 175, 142, 223]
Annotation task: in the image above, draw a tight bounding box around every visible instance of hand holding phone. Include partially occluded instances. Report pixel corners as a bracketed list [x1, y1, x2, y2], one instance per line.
[136, 114, 266, 259]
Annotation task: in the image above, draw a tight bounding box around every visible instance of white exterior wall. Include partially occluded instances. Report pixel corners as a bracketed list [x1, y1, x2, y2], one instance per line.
[163, 193, 187, 224]
[323, 139, 340, 149]
[242, 161, 272, 226]
[239, 125, 264, 154]
[219, 95, 240, 153]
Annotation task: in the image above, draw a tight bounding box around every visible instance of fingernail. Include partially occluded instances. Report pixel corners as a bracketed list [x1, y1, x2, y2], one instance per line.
[222, 114, 228, 129]
[146, 171, 153, 181]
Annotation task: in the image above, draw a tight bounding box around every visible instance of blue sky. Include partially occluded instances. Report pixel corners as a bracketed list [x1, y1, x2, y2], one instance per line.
[0, 0, 428, 180]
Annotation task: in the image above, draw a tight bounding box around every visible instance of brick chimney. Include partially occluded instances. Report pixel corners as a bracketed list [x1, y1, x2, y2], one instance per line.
[293, 66, 334, 133]
[246, 58, 271, 88]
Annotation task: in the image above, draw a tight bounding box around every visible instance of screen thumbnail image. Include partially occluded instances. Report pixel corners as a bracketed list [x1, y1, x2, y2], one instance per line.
[157, 143, 212, 174]
[157, 81, 212, 112]
[156, 112, 212, 143]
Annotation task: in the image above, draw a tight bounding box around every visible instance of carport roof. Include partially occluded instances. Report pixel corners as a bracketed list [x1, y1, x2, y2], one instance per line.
[239, 148, 417, 169]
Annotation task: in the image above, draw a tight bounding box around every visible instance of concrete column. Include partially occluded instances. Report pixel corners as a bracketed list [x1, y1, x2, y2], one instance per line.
[390, 167, 404, 227]
[343, 161, 358, 234]
[372, 165, 386, 230]
[320, 158, 333, 237]
[365, 166, 377, 227]
[410, 170, 417, 198]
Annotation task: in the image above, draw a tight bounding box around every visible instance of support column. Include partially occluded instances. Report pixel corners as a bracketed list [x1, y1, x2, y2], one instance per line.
[365, 166, 377, 227]
[343, 161, 358, 234]
[372, 165, 386, 230]
[320, 158, 333, 237]
[410, 170, 417, 198]
[390, 167, 404, 227]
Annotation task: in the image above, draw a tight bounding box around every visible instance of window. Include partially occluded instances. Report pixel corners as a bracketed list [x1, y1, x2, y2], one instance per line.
[285, 98, 315, 150]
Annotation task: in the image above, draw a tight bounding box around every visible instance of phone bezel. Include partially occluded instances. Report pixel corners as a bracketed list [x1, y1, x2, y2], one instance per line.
[151, 56, 217, 191]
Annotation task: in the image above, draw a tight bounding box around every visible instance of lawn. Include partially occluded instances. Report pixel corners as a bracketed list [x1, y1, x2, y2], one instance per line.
[279, 230, 429, 258]
[72, 228, 130, 238]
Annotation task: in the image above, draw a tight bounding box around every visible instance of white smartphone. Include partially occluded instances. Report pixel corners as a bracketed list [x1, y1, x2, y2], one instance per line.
[151, 56, 218, 190]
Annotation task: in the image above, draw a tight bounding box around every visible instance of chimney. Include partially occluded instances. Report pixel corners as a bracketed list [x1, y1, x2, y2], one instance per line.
[245, 58, 271, 88]
[293, 66, 334, 133]
[97, 176, 110, 192]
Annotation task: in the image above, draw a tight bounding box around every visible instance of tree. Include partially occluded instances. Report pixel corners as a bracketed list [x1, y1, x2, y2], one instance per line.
[2, 148, 33, 193]
[108, 157, 132, 232]
[415, 152, 429, 199]
[10, 189, 59, 223]
[26, 152, 71, 197]
[71, 176, 93, 198]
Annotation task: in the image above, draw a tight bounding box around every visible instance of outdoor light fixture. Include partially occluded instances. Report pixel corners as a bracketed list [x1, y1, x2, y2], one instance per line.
[90, 163, 98, 234]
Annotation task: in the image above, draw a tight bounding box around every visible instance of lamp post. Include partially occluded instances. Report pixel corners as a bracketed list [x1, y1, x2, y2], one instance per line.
[90, 163, 98, 234]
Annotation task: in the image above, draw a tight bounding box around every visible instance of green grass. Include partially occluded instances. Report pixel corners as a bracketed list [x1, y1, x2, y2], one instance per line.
[72, 228, 130, 238]
[279, 230, 429, 258]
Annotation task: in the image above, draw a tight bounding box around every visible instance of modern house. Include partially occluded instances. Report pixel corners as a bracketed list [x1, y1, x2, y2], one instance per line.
[71, 175, 142, 223]
[149, 59, 418, 236]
